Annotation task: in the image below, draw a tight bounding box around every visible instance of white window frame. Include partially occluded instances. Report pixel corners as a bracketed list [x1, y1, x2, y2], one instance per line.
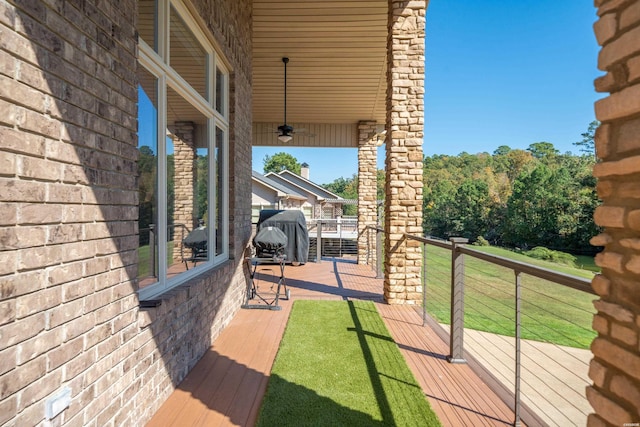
[137, 0, 229, 301]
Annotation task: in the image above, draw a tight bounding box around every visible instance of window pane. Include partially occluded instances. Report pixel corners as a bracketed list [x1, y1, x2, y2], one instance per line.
[215, 126, 225, 256]
[170, 5, 207, 100]
[138, 0, 157, 51]
[215, 67, 224, 115]
[137, 68, 159, 288]
[167, 86, 209, 275]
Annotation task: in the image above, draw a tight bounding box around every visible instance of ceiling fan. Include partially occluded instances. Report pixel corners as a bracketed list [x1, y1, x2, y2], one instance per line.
[277, 57, 293, 143]
[275, 57, 314, 143]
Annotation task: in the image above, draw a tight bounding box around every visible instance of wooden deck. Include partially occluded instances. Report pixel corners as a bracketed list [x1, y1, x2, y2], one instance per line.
[147, 258, 519, 426]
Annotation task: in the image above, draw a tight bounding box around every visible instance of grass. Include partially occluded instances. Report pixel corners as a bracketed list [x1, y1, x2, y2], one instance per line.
[575, 254, 600, 272]
[137, 242, 175, 278]
[257, 300, 442, 427]
[423, 245, 597, 349]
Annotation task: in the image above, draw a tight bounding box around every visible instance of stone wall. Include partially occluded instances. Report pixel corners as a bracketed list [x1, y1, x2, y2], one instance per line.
[172, 121, 196, 261]
[384, 0, 426, 304]
[588, 0, 640, 425]
[357, 120, 379, 264]
[0, 0, 253, 425]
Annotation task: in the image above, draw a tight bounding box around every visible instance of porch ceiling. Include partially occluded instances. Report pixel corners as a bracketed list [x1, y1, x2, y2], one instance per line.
[251, 0, 388, 128]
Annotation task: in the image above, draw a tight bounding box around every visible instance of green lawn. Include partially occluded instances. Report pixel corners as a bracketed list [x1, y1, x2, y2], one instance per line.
[257, 300, 442, 427]
[423, 245, 597, 349]
[137, 242, 174, 279]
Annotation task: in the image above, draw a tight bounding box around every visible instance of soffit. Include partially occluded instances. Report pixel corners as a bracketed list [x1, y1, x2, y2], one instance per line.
[252, 0, 388, 126]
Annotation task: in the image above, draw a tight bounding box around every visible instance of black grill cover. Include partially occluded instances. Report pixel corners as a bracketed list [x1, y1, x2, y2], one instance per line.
[183, 226, 207, 250]
[253, 226, 288, 257]
[256, 210, 309, 263]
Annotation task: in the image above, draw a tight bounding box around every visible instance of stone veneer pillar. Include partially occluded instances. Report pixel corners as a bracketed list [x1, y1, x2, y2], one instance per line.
[172, 121, 196, 261]
[587, 1, 640, 425]
[357, 120, 379, 265]
[384, 0, 426, 304]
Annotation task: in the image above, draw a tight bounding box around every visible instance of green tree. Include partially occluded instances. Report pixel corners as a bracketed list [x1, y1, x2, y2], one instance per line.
[502, 164, 573, 248]
[377, 169, 385, 201]
[573, 120, 599, 157]
[527, 142, 559, 160]
[323, 175, 358, 215]
[263, 152, 301, 174]
[452, 179, 491, 240]
[493, 145, 511, 156]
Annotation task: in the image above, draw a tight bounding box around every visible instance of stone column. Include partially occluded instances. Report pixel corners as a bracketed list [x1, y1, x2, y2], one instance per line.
[357, 120, 379, 265]
[587, 3, 640, 426]
[384, 0, 426, 304]
[172, 121, 196, 261]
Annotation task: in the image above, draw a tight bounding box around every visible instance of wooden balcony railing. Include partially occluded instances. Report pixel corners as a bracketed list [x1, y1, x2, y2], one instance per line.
[365, 226, 595, 427]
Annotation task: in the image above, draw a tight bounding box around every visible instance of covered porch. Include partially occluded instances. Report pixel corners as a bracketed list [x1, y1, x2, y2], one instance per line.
[147, 259, 520, 426]
[251, 0, 425, 304]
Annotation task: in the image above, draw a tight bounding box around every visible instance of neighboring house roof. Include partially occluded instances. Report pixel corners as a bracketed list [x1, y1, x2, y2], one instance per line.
[252, 170, 307, 200]
[266, 170, 344, 201]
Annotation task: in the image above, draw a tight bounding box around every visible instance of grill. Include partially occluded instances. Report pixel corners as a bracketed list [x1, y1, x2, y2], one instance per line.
[253, 226, 288, 258]
[256, 210, 309, 263]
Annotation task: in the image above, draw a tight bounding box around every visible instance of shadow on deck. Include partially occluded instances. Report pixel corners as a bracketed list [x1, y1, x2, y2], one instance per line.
[147, 258, 519, 426]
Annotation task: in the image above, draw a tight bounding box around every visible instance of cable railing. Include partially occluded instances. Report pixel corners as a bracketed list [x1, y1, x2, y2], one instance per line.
[365, 226, 595, 427]
[307, 218, 358, 259]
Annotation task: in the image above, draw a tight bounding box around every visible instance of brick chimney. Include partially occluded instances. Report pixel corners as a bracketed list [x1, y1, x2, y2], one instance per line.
[301, 162, 310, 180]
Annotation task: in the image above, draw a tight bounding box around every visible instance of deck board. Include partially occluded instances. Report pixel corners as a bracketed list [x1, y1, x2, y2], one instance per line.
[146, 258, 522, 426]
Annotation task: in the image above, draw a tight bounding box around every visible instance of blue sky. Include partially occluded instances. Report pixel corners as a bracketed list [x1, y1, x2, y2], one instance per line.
[252, 1, 602, 185]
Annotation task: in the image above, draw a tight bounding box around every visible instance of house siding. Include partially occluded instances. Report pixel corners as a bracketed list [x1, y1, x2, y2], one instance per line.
[0, 1, 252, 426]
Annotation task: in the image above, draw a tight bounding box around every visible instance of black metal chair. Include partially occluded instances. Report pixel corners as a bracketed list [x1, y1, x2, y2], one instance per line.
[182, 226, 208, 269]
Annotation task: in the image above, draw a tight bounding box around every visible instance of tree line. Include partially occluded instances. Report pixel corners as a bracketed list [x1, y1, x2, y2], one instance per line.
[422, 140, 599, 253]
[262, 122, 601, 254]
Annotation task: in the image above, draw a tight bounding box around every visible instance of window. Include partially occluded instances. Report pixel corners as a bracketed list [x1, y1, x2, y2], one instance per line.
[137, 0, 229, 300]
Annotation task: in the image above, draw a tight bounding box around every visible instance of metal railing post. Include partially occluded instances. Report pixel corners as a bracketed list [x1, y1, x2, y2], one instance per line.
[448, 237, 468, 364]
[514, 271, 522, 427]
[375, 227, 383, 279]
[149, 224, 156, 277]
[316, 220, 323, 263]
[422, 241, 427, 327]
[366, 226, 370, 265]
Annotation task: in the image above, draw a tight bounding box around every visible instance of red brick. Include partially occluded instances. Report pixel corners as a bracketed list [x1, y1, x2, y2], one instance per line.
[0, 178, 46, 203]
[620, 0, 640, 29]
[15, 287, 61, 319]
[595, 84, 640, 121]
[589, 359, 608, 387]
[587, 386, 634, 425]
[0, 394, 16, 425]
[593, 313, 610, 335]
[62, 348, 95, 381]
[618, 116, 640, 154]
[20, 156, 62, 181]
[594, 299, 635, 323]
[63, 312, 94, 342]
[611, 322, 638, 346]
[595, 250, 625, 273]
[629, 55, 640, 82]
[17, 370, 62, 411]
[0, 298, 16, 327]
[0, 355, 46, 399]
[0, 312, 45, 347]
[47, 336, 83, 371]
[593, 13, 618, 46]
[611, 373, 640, 411]
[592, 337, 640, 382]
[0, 346, 16, 376]
[591, 274, 611, 296]
[0, 203, 17, 226]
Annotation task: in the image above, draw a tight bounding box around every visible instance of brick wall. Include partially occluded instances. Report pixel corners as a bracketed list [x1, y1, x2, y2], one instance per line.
[0, 0, 253, 425]
[588, 0, 640, 425]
